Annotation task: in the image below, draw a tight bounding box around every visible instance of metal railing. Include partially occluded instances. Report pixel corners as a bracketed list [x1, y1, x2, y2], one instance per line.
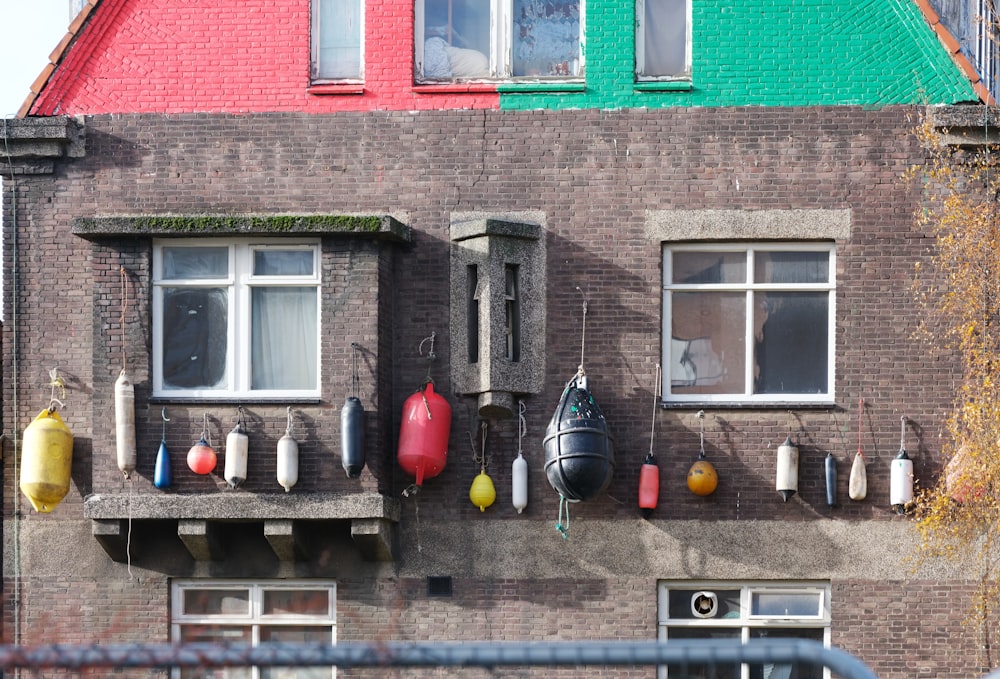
[0, 638, 877, 678]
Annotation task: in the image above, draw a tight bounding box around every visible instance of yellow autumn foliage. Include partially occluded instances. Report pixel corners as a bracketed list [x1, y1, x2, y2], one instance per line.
[908, 113, 1000, 658]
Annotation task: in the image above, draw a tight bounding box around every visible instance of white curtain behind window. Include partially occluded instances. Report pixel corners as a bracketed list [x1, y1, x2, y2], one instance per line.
[251, 287, 317, 390]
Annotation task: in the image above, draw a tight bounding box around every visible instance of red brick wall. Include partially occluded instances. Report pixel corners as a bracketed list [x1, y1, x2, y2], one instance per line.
[30, 0, 499, 115]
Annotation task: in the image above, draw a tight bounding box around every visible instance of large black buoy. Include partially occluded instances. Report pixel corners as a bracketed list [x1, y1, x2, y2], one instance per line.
[543, 371, 615, 502]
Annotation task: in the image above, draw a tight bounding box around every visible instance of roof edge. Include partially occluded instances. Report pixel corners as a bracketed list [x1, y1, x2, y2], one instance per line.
[17, 0, 101, 117]
[912, 0, 997, 106]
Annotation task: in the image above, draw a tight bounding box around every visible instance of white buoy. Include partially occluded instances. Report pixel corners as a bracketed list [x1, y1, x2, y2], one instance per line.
[224, 408, 249, 488]
[114, 369, 136, 479]
[848, 451, 867, 501]
[775, 436, 799, 502]
[512, 453, 528, 513]
[277, 407, 299, 492]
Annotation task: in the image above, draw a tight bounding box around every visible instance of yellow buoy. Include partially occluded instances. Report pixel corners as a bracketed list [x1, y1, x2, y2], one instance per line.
[469, 469, 496, 512]
[20, 408, 74, 513]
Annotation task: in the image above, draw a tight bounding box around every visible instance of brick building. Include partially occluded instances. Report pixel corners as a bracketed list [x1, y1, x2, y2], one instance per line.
[1, 0, 997, 677]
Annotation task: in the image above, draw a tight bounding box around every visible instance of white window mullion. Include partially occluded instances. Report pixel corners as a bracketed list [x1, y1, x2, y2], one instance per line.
[495, 0, 509, 78]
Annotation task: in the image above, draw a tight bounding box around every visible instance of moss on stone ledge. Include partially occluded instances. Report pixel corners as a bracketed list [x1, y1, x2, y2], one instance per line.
[72, 214, 410, 241]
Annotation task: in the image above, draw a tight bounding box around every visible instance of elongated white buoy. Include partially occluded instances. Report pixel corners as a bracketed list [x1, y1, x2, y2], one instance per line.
[224, 407, 249, 488]
[277, 407, 299, 492]
[114, 369, 136, 479]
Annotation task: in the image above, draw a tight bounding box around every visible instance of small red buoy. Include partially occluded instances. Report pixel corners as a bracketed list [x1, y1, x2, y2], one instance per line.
[187, 436, 217, 475]
[638, 453, 660, 517]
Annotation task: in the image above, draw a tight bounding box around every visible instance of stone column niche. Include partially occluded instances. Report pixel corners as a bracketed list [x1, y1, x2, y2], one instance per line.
[450, 213, 546, 419]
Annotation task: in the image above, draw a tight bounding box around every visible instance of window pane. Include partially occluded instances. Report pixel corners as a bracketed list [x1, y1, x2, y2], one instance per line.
[754, 251, 829, 284]
[748, 628, 825, 679]
[162, 288, 228, 389]
[664, 628, 741, 679]
[642, 0, 687, 77]
[423, 0, 491, 79]
[183, 589, 250, 616]
[179, 626, 252, 679]
[251, 287, 318, 390]
[162, 247, 228, 280]
[513, 0, 581, 77]
[751, 592, 821, 617]
[672, 251, 747, 285]
[317, 0, 361, 79]
[666, 589, 742, 620]
[263, 589, 330, 616]
[254, 250, 315, 276]
[670, 291, 745, 394]
[260, 626, 334, 679]
[753, 292, 828, 394]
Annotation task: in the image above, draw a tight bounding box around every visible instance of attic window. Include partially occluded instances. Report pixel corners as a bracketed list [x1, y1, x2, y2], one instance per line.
[312, 0, 364, 82]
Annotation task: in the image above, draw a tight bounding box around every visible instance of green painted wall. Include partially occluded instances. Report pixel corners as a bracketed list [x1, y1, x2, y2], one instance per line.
[499, 0, 976, 110]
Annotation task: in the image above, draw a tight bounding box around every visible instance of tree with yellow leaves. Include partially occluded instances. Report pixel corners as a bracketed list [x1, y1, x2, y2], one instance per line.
[909, 111, 1000, 665]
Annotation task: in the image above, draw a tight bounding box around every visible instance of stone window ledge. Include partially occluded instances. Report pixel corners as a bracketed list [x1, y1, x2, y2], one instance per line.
[85, 492, 400, 563]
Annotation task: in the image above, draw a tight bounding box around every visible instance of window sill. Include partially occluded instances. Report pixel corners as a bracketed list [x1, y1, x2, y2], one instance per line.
[412, 83, 499, 94]
[660, 401, 837, 410]
[634, 80, 693, 92]
[149, 397, 323, 406]
[497, 81, 586, 93]
[307, 84, 365, 96]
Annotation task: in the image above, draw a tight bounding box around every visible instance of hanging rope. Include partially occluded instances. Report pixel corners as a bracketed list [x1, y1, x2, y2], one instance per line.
[698, 409, 706, 456]
[471, 421, 490, 472]
[120, 266, 130, 372]
[575, 287, 588, 377]
[899, 415, 907, 454]
[857, 398, 863, 457]
[350, 343, 360, 400]
[518, 401, 527, 457]
[647, 364, 661, 458]
[419, 333, 437, 382]
[555, 496, 570, 539]
[201, 413, 212, 448]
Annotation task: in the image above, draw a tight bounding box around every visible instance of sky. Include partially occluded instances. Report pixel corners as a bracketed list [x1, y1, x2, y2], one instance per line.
[0, 0, 76, 118]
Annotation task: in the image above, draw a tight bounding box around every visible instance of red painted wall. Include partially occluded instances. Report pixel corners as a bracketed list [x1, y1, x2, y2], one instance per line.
[30, 0, 499, 115]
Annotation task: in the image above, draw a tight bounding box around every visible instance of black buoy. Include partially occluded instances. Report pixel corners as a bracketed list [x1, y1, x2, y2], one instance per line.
[341, 396, 365, 478]
[543, 373, 615, 502]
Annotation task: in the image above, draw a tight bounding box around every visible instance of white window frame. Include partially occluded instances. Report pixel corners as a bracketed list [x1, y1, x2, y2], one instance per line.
[414, 0, 586, 82]
[635, 0, 692, 81]
[152, 238, 322, 400]
[311, 0, 365, 83]
[661, 242, 836, 405]
[171, 580, 337, 679]
[657, 581, 832, 679]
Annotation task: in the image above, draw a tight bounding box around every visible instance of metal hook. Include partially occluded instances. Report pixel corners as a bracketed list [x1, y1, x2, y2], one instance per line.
[418, 333, 437, 360]
[47, 398, 65, 414]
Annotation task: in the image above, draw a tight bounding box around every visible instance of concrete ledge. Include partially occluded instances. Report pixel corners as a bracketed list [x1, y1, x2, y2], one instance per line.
[71, 214, 411, 242]
[264, 519, 298, 562]
[645, 209, 852, 242]
[351, 518, 398, 562]
[0, 116, 85, 176]
[84, 492, 401, 522]
[927, 104, 1000, 145]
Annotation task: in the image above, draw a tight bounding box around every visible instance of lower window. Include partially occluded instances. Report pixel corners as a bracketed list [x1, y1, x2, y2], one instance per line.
[657, 582, 831, 679]
[172, 580, 337, 679]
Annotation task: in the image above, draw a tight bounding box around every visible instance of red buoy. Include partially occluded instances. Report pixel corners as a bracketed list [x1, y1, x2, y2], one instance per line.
[398, 381, 451, 488]
[638, 452, 659, 517]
